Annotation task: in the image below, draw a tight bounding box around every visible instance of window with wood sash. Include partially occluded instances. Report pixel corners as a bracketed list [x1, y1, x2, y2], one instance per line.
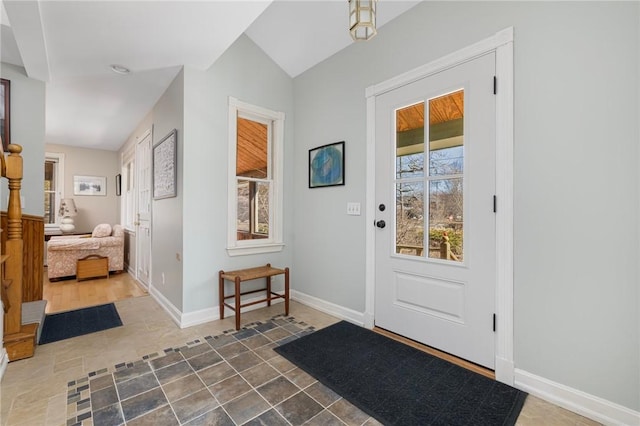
[227, 98, 284, 256]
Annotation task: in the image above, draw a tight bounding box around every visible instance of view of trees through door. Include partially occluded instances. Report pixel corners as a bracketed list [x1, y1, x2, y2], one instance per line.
[395, 90, 464, 261]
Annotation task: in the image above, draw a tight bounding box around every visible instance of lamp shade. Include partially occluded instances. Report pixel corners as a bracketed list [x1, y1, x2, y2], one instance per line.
[349, 0, 377, 41]
[59, 198, 77, 217]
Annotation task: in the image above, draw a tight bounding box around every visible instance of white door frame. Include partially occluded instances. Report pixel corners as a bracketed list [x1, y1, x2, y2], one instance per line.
[135, 128, 153, 289]
[364, 27, 515, 385]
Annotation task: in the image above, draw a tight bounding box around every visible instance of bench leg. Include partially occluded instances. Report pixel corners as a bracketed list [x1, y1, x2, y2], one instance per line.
[266, 276, 272, 307]
[235, 277, 241, 330]
[284, 267, 290, 316]
[219, 271, 225, 320]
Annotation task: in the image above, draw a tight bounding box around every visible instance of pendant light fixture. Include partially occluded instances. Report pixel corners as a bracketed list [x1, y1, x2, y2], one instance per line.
[349, 0, 377, 41]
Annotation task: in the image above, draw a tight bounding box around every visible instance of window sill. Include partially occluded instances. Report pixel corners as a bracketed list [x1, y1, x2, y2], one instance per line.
[226, 243, 285, 257]
[44, 225, 61, 235]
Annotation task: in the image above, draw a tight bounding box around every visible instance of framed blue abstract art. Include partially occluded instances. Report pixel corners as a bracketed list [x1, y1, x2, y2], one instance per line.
[309, 141, 345, 188]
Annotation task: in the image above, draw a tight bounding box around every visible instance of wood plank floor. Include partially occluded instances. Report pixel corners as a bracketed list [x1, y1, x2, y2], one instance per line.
[42, 268, 148, 313]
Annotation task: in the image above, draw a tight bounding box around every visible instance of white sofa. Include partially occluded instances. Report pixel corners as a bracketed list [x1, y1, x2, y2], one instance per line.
[47, 224, 124, 280]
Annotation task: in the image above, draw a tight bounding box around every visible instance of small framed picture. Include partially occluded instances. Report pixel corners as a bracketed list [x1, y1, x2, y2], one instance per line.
[153, 129, 177, 200]
[74, 175, 107, 196]
[309, 141, 345, 188]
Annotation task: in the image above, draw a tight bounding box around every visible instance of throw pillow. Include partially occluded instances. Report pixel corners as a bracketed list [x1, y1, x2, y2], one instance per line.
[92, 224, 112, 238]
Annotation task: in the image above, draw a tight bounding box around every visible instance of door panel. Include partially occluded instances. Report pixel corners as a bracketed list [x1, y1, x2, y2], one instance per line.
[394, 272, 465, 323]
[375, 52, 496, 368]
[136, 132, 152, 288]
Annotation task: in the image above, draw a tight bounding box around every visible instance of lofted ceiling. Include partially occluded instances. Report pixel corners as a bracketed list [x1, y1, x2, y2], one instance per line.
[0, 0, 421, 151]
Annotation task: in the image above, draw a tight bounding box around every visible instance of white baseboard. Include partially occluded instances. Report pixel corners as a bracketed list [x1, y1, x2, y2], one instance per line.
[180, 305, 219, 329]
[181, 296, 285, 329]
[515, 369, 640, 426]
[291, 290, 365, 326]
[151, 289, 286, 329]
[150, 285, 364, 330]
[156, 288, 360, 330]
[159, 288, 363, 329]
[0, 348, 8, 383]
[148, 285, 182, 328]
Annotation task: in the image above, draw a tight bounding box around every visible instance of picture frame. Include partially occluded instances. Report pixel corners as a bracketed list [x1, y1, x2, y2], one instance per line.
[115, 174, 122, 196]
[1, 79, 10, 152]
[153, 129, 177, 200]
[74, 175, 107, 196]
[309, 141, 345, 188]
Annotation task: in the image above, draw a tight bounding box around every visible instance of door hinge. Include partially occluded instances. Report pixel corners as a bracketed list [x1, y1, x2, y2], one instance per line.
[493, 313, 496, 332]
[493, 76, 497, 95]
[493, 195, 497, 213]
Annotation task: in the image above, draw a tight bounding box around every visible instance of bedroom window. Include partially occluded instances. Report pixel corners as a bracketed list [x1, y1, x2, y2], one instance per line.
[227, 97, 285, 256]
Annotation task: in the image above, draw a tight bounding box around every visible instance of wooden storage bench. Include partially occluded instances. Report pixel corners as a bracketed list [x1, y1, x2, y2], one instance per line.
[219, 263, 289, 330]
[77, 254, 109, 281]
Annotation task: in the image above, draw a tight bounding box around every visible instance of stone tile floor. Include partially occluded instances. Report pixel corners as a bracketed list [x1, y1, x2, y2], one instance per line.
[1, 296, 600, 425]
[65, 315, 377, 425]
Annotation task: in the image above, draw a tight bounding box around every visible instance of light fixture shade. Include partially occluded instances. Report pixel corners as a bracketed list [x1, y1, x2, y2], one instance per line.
[59, 198, 77, 217]
[349, 0, 377, 41]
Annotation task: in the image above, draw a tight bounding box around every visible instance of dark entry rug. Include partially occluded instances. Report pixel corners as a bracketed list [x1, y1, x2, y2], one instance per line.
[275, 321, 527, 426]
[39, 303, 123, 344]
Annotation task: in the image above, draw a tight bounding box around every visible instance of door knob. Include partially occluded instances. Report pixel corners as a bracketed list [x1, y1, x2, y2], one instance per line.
[375, 220, 386, 229]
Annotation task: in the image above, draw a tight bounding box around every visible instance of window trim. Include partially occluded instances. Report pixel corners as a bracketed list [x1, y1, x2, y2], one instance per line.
[227, 97, 285, 256]
[44, 152, 65, 230]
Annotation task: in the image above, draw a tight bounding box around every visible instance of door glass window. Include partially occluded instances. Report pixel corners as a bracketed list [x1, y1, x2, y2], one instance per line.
[395, 90, 464, 262]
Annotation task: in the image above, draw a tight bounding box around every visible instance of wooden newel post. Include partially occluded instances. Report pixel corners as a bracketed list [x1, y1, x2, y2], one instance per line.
[6, 145, 23, 240]
[3, 144, 23, 335]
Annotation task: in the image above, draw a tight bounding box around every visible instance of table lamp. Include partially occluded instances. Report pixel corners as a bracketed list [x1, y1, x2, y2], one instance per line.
[59, 198, 77, 233]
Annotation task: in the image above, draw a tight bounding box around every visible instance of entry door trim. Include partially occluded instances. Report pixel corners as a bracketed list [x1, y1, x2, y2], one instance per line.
[364, 27, 514, 385]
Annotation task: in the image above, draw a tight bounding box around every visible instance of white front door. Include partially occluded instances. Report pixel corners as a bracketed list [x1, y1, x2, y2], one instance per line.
[136, 131, 152, 288]
[374, 52, 497, 369]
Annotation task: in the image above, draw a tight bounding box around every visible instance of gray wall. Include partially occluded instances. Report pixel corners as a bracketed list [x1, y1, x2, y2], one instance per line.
[125, 35, 295, 316]
[180, 34, 295, 313]
[45, 143, 119, 231]
[0, 63, 45, 216]
[151, 69, 185, 311]
[292, 1, 639, 411]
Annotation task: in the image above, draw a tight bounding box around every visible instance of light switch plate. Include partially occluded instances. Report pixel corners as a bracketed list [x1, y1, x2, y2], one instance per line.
[347, 202, 361, 216]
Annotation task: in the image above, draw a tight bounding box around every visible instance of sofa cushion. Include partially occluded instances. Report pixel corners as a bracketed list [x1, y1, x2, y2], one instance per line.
[48, 238, 100, 251]
[92, 224, 112, 238]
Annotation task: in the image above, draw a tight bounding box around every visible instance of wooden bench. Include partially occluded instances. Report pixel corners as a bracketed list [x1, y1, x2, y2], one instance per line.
[219, 263, 289, 330]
